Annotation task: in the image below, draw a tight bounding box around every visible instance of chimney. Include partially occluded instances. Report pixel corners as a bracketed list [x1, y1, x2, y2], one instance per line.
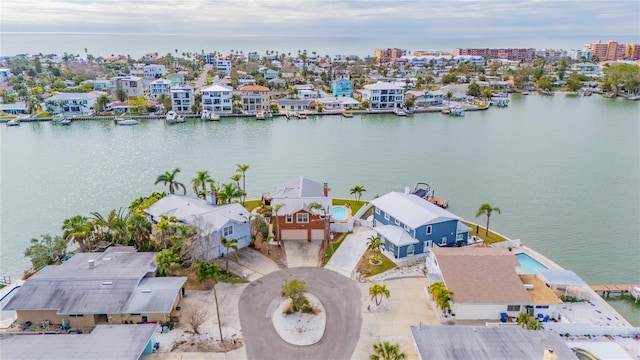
[323, 182, 328, 197]
[88, 259, 95, 269]
[542, 349, 558, 360]
[404, 186, 411, 194]
[206, 191, 216, 206]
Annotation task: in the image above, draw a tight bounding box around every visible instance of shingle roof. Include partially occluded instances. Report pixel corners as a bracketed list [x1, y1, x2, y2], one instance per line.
[239, 85, 270, 91]
[370, 192, 460, 228]
[519, 274, 562, 305]
[431, 247, 532, 304]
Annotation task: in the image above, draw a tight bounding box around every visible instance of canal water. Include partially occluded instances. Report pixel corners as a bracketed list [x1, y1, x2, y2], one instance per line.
[1, 94, 638, 323]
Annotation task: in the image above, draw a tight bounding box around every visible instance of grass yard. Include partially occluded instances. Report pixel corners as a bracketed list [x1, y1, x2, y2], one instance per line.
[356, 250, 397, 278]
[321, 233, 348, 266]
[462, 220, 508, 244]
[333, 198, 368, 215]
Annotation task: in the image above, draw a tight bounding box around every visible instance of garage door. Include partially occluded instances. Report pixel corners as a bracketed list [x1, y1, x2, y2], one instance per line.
[310, 229, 325, 241]
[281, 229, 308, 241]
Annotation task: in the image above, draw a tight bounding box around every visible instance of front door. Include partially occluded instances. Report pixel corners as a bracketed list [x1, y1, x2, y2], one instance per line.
[423, 241, 432, 252]
[407, 244, 414, 256]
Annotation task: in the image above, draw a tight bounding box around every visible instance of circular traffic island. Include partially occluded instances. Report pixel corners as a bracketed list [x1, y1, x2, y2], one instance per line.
[272, 293, 326, 346]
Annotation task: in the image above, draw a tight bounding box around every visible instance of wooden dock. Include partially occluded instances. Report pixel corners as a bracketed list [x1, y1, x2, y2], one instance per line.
[591, 284, 640, 301]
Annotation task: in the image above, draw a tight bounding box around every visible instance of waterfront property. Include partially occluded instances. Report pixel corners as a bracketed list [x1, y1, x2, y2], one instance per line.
[370, 191, 470, 258]
[3, 251, 186, 328]
[170, 84, 194, 113]
[149, 79, 172, 100]
[358, 81, 404, 109]
[46, 92, 100, 115]
[265, 177, 331, 241]
[201, 84, 233, 114]
[110, 76, 145, 98]
[516, 252, 548, 274]
[143, 64, 166, 80]
[239, 85, 271, 113]
[0, 323, 159, 360]
[145, 194, 251, 259]
[425, 247, 562, 320]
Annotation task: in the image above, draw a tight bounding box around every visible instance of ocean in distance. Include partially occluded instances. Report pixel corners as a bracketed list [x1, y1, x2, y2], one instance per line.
[2, 33, 639, 58]
[1, 93, 639, 323]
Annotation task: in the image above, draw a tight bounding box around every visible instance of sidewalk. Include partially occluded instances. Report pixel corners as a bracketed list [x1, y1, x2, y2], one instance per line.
[214, 247, 280, 282]
[325, 228, 376, 278]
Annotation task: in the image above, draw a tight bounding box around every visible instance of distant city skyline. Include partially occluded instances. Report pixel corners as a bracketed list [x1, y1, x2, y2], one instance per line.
[1, 0, 639, 57]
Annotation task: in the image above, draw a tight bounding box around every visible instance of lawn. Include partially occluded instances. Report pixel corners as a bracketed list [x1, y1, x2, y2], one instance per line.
[461, 220, 508, 244]
[243, 199, 261, 211]
[356, 250, 397, 278]
[333, 198, 368, 215]
[321, 233, 348, 266]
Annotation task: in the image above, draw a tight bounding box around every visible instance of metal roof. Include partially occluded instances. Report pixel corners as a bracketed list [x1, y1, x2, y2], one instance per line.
[0, 324, 158, 360]
[370, 192, 461, 229]
[201, 84, 233, 92]
[363, 81, 404, 90]
[269, 177, 327, 199]
[537, 269, 589, 287]
[124, 277, 187, 314]
[410, 325, 578, 360]
[47, 92, 100, 101]
[374, 225, 419, 247]
[270, 197, 331, 216]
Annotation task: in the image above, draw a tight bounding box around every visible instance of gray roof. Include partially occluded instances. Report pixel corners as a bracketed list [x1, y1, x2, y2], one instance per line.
[0, 324, 158, 360]
[370, 192, 460, 228]
[0, 103, 26, 110]
[145, 194, 249, 232]
[269, 177, 327, 199]
[537, 269, 589, 287]
[410, 326, 578, 360]
[374, 225, 419, 246]
[47, 92, 99, 101]
[275, 99, 312, 106]
[3, 252, 184, 315]
[271, 197, 332, 216]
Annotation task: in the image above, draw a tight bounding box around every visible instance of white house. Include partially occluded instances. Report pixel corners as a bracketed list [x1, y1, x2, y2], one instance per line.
[359, 81, 404, 109]
[143, 64, 166, 80]
[315, 96, 360, 110]
[201, 84, 233, 114]
[216, 59, 232, 75]
[264, 69, 279, 80]
[149, 79, 172, 100]
[571, 63, 601, 78]
[46, 92, 100, 115]
[170, 84, 194, 113]
[145, 194, 251, 260]
[425, 247, 562, 321]
[405, 90, 444, 107]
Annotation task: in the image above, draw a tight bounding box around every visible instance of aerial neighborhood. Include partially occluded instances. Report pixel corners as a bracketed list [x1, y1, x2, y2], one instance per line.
[0, 39, 639, 360]
[1, 39, 639, 123]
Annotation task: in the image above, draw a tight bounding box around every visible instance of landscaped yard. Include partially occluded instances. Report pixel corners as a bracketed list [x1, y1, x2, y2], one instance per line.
[355, 249, 397, 278]
[321, 233, 348, 266]
[333, 198, 368, 215]
[462, 220, 508, 244]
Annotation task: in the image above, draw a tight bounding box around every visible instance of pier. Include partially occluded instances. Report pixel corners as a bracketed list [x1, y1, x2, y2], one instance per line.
[590, 284, 640, 302]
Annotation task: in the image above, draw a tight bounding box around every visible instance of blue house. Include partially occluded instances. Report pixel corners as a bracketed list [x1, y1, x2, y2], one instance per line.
[332, 78, 353, 97]
[370, 191, 470, 259]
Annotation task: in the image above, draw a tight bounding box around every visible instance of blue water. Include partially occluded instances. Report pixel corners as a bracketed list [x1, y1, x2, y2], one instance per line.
[516, 253, 548, 275]
[332, 206, 348, 221]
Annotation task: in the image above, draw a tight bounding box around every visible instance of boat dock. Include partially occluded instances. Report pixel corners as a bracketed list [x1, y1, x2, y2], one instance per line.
[590, 284, 640, 301]
[429, 197, 449, 208]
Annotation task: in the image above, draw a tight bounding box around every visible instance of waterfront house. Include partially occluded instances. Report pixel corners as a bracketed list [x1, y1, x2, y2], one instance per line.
[370, 191, 470, 259]
[275, 98, 312, 112]
[145, 194, 251, 259]
[3, 251, 186, 328]
[201, 84, 233, 114]
[143, 64, 166, 80]
[359, 81, 404, 109]
[332, 78, 354, 97]
[166, 73, 185, 86]
[149, 79, 172, 100]
[239, 85, 270, 113]
[0, 102, 28, 115]
[405, 90, 445, 107]
[46, 92, 99, 115]
[170, 84, 194, 113]
[265, 177, 331, 241]
[216, 58, 232, 75]
[315, 96, 361, 111]
[0, 324, 159, 360]
[110, 76, 145, 98]
[425, 247, 561, 321]
[93, 79, 111, 91]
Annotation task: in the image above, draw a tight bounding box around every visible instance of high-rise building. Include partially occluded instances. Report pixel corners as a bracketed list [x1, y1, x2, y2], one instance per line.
[589, 40, 626, 61]
[453, 48, 535, 61]
[374, 48, 407, 63]
[624, 44, 640, 61]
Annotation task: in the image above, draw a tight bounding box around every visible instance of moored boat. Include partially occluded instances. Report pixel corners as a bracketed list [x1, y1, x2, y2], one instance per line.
[256, 112, 265, 120]
[449, 105, 465, 116]
[393, 107, 408, 116]
[341, 110, 353, 118]
[166, 111, 178, 123]
[115, 117, 139, 125]
[210, 113, 220, 121]
[175, 114, 185, 123]
[298, 112, 307, 119]
[6, 118, 20, 126]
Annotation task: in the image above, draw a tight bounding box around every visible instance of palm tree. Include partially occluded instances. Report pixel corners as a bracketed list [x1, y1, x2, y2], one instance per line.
[95, 95, 110, 113]
[272, 203, 284, 248]
[369, 284, 391, 306]
[475, 203, 501, 237]
[370, 342, 406, 360]
[236, 164, 250, 204]
[62, 215, 92, 252]
[115, 88, 127, 102]
[157, 93, 171, 113]
[446, 90, 453, 107]
[349, 185, 366, 202]
[195, 262, 224, 341]
[429, 281, 453, 316]
[127, 213, 152, 250]
[191, 170, 213, 198]
[221, 237, 239, 272]
[517, 312, 544, 330]
[218, 182, 243, 204]
[366, 235, 385, 253]
[154, 214, 177, 248]
[90, 208, 129, 245]
[155, 168, 187, 195]
[155, 249, 180, 276]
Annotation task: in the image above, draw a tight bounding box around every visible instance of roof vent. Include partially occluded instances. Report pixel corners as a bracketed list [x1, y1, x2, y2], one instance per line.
[523, 284, 535, 290]
[102, 281, 113, 286]
[103, 257, 111, 261]
[88, 259, 95, 268]
[141, 290, 152, 293]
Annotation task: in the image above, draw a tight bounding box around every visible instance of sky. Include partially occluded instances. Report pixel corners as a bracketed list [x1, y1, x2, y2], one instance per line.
[0, 0, 639, 56]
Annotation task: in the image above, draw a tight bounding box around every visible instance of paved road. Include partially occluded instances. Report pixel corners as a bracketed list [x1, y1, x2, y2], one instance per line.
[239, 268, 362, 360]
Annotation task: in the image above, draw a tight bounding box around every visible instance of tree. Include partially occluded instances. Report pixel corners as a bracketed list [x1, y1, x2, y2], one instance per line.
[183, 306, 209, 335]
[157, 93, 172, 113]
[370, 342, 406, 360]
[155, 168, 187, 195]
[24, 234, 68, 271]
[155, 249, 180, 276]
[62, 215, 92, 252]
[428, 281, 453, 316]
[236, 164, 250, 204]
[369, 284, 390, 306]
[280, 279, 314, 314]
[90, 208, 129, 245]
[191, 170, 213, 198]
[475, 203, 501, 237]
[467, 82, 481, 97]
[517, 312, 544, 330]
[115, 88, 127, 102]
[127, 213, 153, 251]
[217, 182, 243, 204]
[366, 235, 385, 253]
[350, 185, 366, 202]
[446, 91, 453, 107]
[195, 262, 224, 340]
[221, 237, 239, 272]
[95, 94, 110, 113]
[272, 203, 284, 247]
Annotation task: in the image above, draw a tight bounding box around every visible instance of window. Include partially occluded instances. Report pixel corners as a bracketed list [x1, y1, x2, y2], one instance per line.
[375, 207, 380, 215]
[388, 243, 395, 252]
[285, 214, 293, 223]
[535, 305, 549, 309]
[440, 237, 447, 245]
[384, 212, 390, 221]
[507, 305, 521, 312]
[426, 225, 432, 235]
[394, 218, 400, 226]
[69, 314, 84, 317]
[404, 224, 411, 232]
[456, 233, 464, 241]
[223, 225, 233, 237]
[297, 213, 309, 223]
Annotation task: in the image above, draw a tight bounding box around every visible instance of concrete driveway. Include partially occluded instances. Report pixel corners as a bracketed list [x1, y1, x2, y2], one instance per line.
[214, 247, 281, 282]
[325, 228, 376, 278]
[283, 240, 322, 267]
[239, 268, 362, 360]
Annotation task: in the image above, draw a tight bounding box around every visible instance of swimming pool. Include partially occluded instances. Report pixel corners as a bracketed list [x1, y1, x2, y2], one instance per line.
[332, 206, 348, 221]
[515, 253, 548, 274]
